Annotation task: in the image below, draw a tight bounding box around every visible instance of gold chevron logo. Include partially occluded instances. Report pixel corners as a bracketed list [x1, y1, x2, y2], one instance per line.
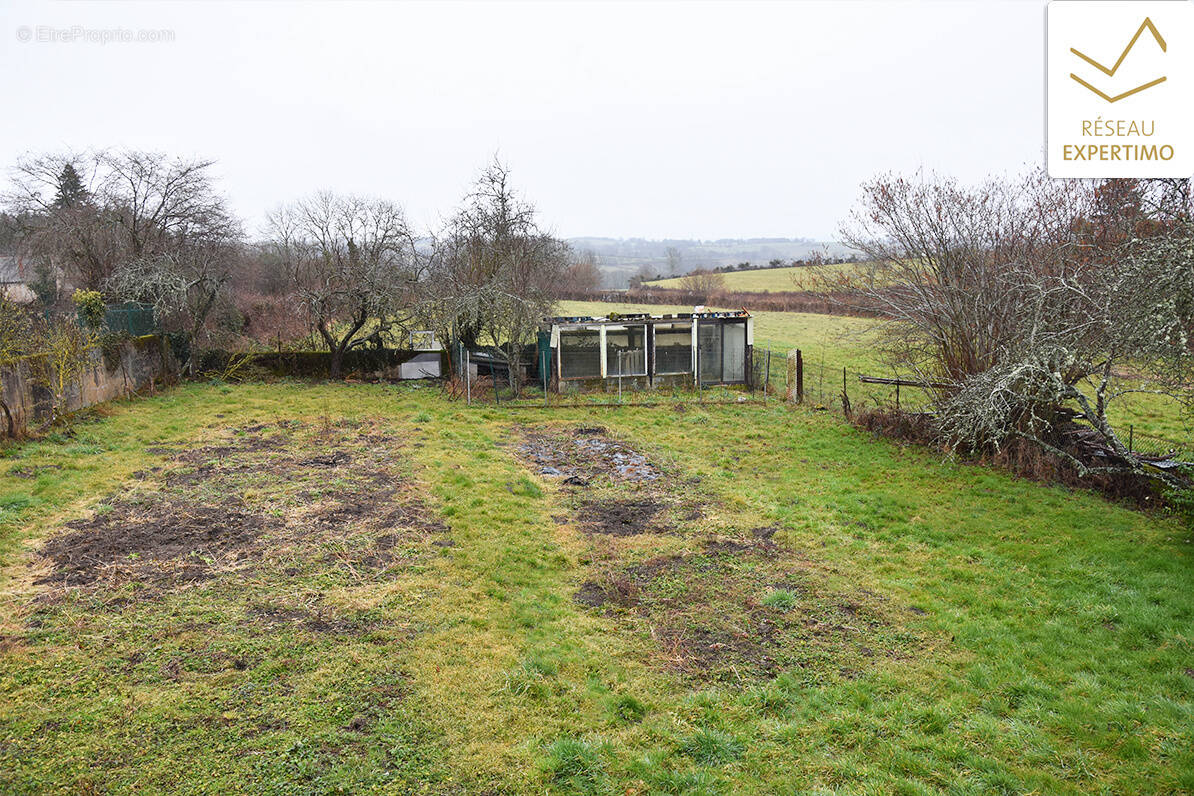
[1070, 17, 1167, 102]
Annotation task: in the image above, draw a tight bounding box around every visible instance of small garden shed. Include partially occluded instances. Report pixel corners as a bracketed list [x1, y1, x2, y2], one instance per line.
[540, 310, 753, 392]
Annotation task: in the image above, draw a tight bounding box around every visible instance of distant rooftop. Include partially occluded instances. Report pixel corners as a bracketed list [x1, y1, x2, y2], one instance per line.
[0, 256, 26, 284]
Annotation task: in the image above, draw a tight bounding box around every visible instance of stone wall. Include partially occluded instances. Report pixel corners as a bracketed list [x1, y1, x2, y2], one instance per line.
[0, 335, 177, 439]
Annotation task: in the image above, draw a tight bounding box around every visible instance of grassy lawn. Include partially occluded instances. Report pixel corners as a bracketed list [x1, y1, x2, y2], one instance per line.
[1, 381, 1192, 793]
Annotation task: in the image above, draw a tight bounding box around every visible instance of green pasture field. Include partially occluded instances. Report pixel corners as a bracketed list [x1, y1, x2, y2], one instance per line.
[644, 263, 863, 293]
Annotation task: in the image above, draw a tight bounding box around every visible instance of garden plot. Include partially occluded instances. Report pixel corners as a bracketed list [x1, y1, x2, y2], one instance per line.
[515, 424, 921, 684]
[577, 539, 921, 682]
[34, 419, 449, 600]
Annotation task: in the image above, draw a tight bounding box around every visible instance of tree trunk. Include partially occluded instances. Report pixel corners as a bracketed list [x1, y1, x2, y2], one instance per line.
[0, 398, 14, 439]
[329, 346, 346, 379]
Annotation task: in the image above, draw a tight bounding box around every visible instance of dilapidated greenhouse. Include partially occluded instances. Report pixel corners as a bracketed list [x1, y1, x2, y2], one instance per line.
[540, 310, 754, 391]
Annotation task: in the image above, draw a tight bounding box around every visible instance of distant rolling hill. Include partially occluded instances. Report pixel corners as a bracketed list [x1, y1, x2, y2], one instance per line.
[645, 262, 865, 293]
[567, 237, 859, 288]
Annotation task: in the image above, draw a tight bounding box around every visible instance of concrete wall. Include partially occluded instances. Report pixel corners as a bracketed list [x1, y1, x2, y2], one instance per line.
[0, 335, 177, 438]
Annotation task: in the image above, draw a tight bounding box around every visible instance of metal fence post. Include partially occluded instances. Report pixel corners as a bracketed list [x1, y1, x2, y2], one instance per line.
[617, 350, 623, 403]
[465, 348, 471, 405]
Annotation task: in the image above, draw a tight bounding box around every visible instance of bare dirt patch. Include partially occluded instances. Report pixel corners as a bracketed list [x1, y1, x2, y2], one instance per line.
[578, 543, 918, 682]
[37, 498, 270, 589]
[576, 497, 667, 536]
[516, 426, 662, 484]
[35, 420, 449, 599]
[515, 426, 690, 537]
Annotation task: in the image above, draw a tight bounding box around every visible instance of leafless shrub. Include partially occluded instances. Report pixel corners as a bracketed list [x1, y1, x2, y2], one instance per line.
[678, 269, 725, 302]
[839, 170, 1193, 488]
[853, 407, 936, 446]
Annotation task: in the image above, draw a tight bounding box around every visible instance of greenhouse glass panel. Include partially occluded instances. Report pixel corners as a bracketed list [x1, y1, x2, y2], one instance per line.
[606, 325, 647, 376]
[654, 324, 693, 374]
[560, 329, 602, 378]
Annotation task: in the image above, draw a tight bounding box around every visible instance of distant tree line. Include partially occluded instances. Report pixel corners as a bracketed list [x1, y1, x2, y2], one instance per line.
[1, 150, 601, 381]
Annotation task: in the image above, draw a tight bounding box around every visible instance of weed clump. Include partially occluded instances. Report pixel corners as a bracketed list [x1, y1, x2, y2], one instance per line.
[761, 589, 797, 611]
[542, 737, 606, 792]
[629, 753, 721, 795]
[609, 693, 649, 724]
[503, 656, 558, 700]
[677, 728, 745, 765]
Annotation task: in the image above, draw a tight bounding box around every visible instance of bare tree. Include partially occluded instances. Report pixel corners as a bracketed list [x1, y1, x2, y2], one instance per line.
[267, 192, 421, 378]
[107, 234, 243, 374]
[679, 268, 726, 301]
[839, 169, 1193, 486]
[1144, 177, 1193, 223]
[0, 294, 36, 435]
[560, 249, 603, 295]
[6, 150, 233, 293]
[836, 170, 1091, 381]
[665, 246, 683, 276]
[629, 263, 655, 289]
[427, 160, 569, 391]
[934, 223, 1193, 486]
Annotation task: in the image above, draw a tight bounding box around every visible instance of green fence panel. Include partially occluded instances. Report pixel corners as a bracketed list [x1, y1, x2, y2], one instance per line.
[102, 302, 156, 336]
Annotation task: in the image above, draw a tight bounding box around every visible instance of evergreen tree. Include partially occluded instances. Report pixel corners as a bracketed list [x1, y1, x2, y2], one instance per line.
[52, 163, 87, 209]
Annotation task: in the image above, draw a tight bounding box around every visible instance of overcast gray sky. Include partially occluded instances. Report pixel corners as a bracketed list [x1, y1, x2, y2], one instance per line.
[2, 1, 1046, 240]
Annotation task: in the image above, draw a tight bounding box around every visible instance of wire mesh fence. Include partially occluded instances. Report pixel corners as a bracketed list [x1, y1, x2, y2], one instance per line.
[1124, 427, 1192, 461]
[790, 352, 1192, 463]
[449, 341, 1191, 463]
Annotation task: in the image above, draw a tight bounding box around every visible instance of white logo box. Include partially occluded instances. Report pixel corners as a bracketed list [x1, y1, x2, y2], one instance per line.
[1047, 0, 1194, 178]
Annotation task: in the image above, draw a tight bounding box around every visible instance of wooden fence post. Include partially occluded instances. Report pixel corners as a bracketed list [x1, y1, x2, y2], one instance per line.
[764, 349, 771, 400]
[841, 366, 851, 417]
[785, 349, 805, 404]
[796, 349, 804, 403]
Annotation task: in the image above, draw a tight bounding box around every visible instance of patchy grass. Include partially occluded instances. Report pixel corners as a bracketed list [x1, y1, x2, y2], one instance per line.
[0, 381, 1192, 793]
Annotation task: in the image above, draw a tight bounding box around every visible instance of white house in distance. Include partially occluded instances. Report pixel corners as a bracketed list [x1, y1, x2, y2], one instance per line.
[0, 256, 36, 304]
